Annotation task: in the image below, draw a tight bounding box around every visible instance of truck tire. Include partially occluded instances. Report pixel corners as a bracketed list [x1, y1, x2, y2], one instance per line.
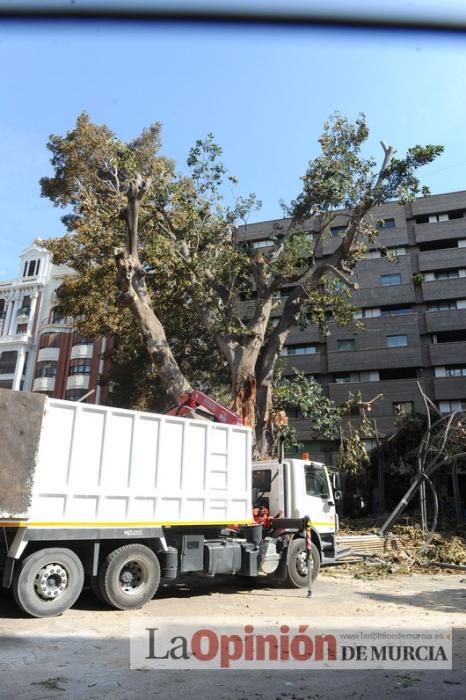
[285, 538, 320, 588]
[98, 544, 160, 610]
[12, 548, 84, 618]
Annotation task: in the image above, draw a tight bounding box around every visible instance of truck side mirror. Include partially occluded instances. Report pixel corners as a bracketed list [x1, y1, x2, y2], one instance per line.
[333, 489, 343, 502]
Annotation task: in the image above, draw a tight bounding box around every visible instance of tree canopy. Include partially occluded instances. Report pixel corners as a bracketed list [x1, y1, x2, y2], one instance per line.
[40, 112, 443, 458]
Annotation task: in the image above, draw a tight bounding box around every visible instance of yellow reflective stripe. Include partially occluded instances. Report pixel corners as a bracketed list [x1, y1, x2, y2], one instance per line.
[0, 519, 254, 528]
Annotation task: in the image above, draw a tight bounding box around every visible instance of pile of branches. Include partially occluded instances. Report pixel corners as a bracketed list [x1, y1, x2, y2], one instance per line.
[325, 522, 466, 579]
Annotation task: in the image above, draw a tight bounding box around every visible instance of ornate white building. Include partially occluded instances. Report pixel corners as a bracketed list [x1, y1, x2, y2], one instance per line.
[0, 243, 111, 403]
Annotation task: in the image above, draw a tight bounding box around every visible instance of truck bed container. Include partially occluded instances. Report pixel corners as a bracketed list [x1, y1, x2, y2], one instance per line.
[0, 389, 252, 527]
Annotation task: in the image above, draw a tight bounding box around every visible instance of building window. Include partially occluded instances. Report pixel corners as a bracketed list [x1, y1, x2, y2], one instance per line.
[427, 300, 458, 312]
[39, 332, 61, 348]
[65, 389, 88, 402]
[73, 335, 94, 346]
[355, 307, 381, 319]
[35, 363, 57, 378]
[334, 374, 351, 383]
[381, 273, 401, 286]
[16, 295, 31, 316]
[416, 210, 463, 224]
[330, 224, 347, 237]
[393, 401, 414, 416]
[251, 239, 272, 249]
[380, 306, 413, 316]
[363, 439, 378, 452]
[282, 344, 318, 356]
[50, 307, 65, 324]
[438, 399, 466, 414]
[68, 360, 92, 375]
[387, 335, 408, 348]
[363, 250, 381, 260]
[424, 269, 463, 281]
[23, 260, 39, 277]
[377, 218, 396, 230]
[386, 246, 407, 256]
[337, 339, 355, 352]
[432, 329, 466, 343]
[360, 370, 380, 382]
[435, 366, 466, 378]
[0, 351, 17, 375]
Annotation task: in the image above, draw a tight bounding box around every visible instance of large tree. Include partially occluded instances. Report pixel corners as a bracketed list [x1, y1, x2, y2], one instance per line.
[41, 112, 442, 458]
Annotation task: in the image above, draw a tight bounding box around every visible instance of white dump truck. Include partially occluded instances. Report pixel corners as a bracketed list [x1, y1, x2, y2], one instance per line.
[0, 388, 339, 617]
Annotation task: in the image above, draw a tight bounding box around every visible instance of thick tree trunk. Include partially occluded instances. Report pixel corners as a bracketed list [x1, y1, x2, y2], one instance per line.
[114, 249, 192, 405]
[254, 380, 274, 460]
[113, 175, 191, 407]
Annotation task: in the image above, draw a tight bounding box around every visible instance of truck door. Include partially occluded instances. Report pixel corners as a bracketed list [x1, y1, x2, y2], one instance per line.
[303, 463, 336, 534]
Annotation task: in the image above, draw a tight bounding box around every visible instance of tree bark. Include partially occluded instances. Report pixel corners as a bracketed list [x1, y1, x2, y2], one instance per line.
[254, 379, 274, 460]
[114, 175, 192, 406]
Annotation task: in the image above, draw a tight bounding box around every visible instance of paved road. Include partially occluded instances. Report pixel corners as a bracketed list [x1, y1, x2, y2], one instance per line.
[0, 572, 465, 699]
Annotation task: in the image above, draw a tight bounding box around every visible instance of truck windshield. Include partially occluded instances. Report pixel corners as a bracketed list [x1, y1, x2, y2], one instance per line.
[304, 464, 329, 499]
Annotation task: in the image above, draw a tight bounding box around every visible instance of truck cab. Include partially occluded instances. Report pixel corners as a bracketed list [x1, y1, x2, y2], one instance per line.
[252, 459, 339, 564]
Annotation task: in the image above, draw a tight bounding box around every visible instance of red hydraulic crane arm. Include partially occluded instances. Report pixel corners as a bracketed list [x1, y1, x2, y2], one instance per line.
[165, 390, 243, 425]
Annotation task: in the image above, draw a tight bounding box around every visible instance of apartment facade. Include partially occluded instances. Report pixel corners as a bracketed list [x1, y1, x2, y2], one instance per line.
[238, 190, 466, 463]
[0, 244, 111, 404]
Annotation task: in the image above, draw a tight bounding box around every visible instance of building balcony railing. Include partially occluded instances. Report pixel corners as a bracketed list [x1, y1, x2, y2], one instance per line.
[429, 341, 466, 365]
[0, 333, 33, 346]
[66, 374, 90, 390]
[70, 344, 94, 360]
[16, 307, 30, 317]
[37, 347, 60, 363]
[33, 377, 56, 392]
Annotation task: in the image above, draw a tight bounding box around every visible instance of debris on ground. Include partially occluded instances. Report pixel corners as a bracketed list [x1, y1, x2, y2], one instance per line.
[323, 519, 466, 579]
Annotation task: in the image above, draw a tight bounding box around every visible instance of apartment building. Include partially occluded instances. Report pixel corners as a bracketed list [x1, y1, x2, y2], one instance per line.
[0, 243, 111, 404]
[238, 190, 466, 462]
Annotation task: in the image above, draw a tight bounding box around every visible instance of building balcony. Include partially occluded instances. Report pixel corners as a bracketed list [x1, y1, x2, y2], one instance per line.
[66, 374, 90, 390]
[351, 283, 415, 306]
[414, 217, 466, 244]
[429, 341, 466, 365]
[421, 277, 466, 301]
[37, 347, 60, 363]
[70, 344, 94, 360]
[15, 307, 30, 323]
[328, 346, 422, 372]
[432, 376, 466, 401]
[0, 333, 33, 347]
[281, 353, 322, 374]
[39, 323, 73, 335]
[418, 247, 466, 272]
[424, 308, 466, 333]
[33, 376, 56, 392]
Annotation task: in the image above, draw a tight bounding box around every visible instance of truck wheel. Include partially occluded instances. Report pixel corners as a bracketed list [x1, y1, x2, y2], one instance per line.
[12, 548, 84, 618]
[285, 538, 320, 588]
[99, 544, 160, 610]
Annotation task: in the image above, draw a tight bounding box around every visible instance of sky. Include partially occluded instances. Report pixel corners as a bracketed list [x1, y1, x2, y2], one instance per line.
[1, 7, 466, 279]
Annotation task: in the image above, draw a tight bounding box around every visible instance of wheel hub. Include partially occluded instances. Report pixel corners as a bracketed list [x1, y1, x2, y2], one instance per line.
[34, 563, 68, 600]
[296, 551, 308, 577]
[119, 561, 145, 594]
